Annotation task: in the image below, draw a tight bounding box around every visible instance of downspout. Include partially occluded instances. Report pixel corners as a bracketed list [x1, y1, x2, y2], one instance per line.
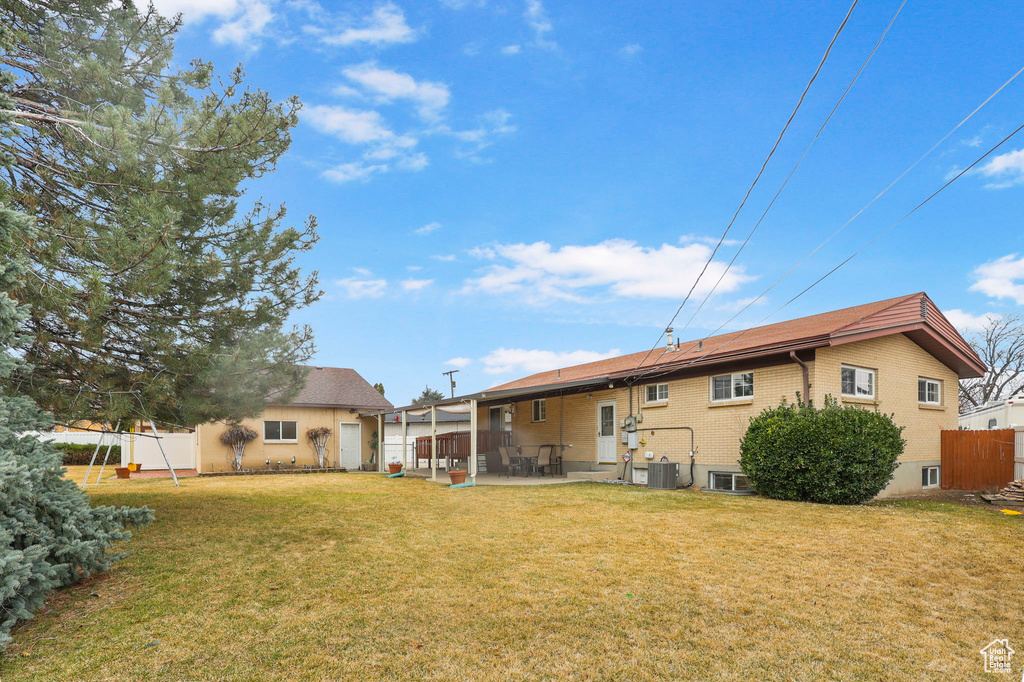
[790, 351, 810, 406]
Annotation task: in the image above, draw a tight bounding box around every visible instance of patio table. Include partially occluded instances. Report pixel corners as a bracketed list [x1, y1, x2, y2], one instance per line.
[511, 454, 538, 477]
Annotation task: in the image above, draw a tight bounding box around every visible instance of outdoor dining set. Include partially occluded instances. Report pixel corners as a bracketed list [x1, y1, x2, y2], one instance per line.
[496, 445, 562, 478]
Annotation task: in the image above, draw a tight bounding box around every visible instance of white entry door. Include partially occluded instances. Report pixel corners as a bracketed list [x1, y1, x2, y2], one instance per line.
[339, 423, 362, 470]
[597, 400, 617, 464]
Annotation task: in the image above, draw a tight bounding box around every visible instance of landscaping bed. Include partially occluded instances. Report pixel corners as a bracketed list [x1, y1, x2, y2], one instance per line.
[198, 467, 348, 477]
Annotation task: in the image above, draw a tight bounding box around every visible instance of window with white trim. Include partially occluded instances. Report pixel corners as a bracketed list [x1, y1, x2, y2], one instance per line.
[918, 377, 941, 405]
[645, 383, 669, 404]
[264, 420, 297, 442]
[922, 465, 940, 488]
[708, 472, 751, 492]
[532, 398, 546, 423]
[710, 372, 754, 401]
[841, 365, 875, 399]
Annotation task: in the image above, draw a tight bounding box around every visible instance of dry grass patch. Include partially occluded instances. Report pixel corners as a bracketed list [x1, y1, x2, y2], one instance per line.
[2, 471, 1022, 680]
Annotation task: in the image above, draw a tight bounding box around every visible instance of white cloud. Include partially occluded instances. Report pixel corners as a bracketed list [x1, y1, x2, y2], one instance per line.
[469, 246, 496, 259]
[679, 233, 741, 247]
[970, 253, 1024, 304]
[415, 222, 441, 235]
[462, 41, 483, 56]
[480, 347, 621, 375]
[148, 0, 239, 22]
[445, 357, 473, 368]
[463, 239, 754, 303]
[432, 254, 457, 262]
[943, 309, 1001, 333]
[975, 148, 1024, 189]
[501, 44, 522, 55]
[618, 43, 642, 59]
[305, 105, 395, 144]
[343, 63, 450, 121]
[523, 0, 555, 49]
[441, 0, 487, 8]
[211, 0, 273, 45]
[437, 108, 516, 162]
[335, 276, 387, 298]
[400, 278, 434, 291]
[406, 265, 423, 271]
[321, 161, 388, 183]
[319, 3, 416, 46]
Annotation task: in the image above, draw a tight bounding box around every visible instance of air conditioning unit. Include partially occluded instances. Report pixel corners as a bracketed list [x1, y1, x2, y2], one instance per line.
[647, 461, 679, 490]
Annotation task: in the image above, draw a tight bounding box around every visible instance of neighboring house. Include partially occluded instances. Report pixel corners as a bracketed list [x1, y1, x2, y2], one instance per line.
[192, 366, 393, 473]
[959, 396, 1024, 430]
[381, 293, 984, 497]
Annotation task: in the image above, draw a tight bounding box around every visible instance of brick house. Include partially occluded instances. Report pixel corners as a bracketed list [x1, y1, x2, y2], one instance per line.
[193, 366, 393, 472]
[381, 293, 984, 497]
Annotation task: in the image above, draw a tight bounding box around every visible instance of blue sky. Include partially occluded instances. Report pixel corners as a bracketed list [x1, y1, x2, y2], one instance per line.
[154, 0, 1024, 406]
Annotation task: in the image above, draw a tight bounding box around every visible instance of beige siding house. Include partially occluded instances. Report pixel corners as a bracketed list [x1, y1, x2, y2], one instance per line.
[381, 293, 983, 497]
[194, 367, 392, 473]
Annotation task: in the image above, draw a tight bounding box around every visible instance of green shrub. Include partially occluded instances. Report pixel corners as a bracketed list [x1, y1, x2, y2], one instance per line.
[49, 442, 122, 466]
[739, 397, 905, 505]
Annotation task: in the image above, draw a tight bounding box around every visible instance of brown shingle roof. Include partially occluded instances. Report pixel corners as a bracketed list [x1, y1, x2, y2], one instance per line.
[273, 366, 393, 410]
[488, 293, 984, 391]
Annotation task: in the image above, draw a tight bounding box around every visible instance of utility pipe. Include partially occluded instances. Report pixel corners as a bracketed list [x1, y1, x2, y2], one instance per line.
[789, 351, 810, 405]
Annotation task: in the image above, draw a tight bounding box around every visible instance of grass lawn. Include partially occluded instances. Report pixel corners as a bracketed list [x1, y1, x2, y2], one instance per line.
[2, 470, 1023, 680]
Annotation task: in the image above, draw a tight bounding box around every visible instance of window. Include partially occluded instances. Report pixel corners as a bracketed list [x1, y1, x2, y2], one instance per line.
[918, 378, 941, 405]
[709, 472, 751, 492]
[922, 465, 940, 488]
[988, 418, 998, 429]
[532, 399, 546, 423]
[264, 420, 297, 442]
[710, 372, 754, 401]
[645, 383, 669, 403]
[841, 366, 875, 399]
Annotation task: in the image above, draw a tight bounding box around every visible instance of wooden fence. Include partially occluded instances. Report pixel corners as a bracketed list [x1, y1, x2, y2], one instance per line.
[414, 430, 512, 467]
[940, 429, 1016, 491]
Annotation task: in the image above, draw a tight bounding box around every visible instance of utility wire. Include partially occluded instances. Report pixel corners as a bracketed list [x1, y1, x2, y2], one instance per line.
[624, 0, 861, 381]
[675, 0, 907, 340]
[636, 118, 1024, 382]
[650, 62, 1024, 371]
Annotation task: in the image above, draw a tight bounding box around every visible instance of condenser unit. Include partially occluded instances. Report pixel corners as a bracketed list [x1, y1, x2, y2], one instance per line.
[647, 461, 679, 490]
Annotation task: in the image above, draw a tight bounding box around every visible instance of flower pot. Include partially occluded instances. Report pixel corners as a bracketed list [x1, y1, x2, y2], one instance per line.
[448, 469, 467, 486]
[127, 462, 142, 472]
[388, 463, 403, 474]
[114, 467, 131, 479]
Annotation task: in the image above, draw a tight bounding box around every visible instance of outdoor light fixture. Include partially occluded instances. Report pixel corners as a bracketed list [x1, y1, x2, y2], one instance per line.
[291, 456, 296, 464]
[265, 458, 270, 466]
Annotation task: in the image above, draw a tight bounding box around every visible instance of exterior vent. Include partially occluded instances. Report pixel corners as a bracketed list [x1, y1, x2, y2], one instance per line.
[921, 298, 927, 319]
[647, 461, 679, 490]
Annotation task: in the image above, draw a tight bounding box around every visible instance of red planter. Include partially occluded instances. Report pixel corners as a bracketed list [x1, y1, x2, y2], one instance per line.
[114, 467, 131, 479]
[448, 470, 467, 486]
[388, 463, 403, 474]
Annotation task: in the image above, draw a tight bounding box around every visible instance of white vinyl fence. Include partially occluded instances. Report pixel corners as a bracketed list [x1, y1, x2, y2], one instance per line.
[120, 433, 195, 470]
[26, 430, 107, 446]
[1015, 427, 1024, 481]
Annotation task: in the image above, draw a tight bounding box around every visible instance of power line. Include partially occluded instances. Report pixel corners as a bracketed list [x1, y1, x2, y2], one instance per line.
[636, 117, 1024, 382]
[625, 0, 861, 381]
[652, 61, 1024, 369]
[675, 0, 907, 339]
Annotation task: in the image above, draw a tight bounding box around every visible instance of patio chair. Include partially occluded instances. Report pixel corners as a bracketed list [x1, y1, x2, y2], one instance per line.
[532, 445, 562, 477]
[498, 446, 522, 479]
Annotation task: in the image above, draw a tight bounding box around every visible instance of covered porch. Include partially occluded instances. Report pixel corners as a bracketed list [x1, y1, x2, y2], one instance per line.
[366, 376, 622, 486]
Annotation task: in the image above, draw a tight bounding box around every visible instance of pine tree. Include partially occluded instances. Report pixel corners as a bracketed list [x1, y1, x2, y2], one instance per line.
[0, 21, 153, 649]
[0, 1, 320, 426]
[412, 386, 445, 405]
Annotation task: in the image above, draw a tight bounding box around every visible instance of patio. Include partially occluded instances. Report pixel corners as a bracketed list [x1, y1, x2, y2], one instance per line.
[404, 468, 580, 486]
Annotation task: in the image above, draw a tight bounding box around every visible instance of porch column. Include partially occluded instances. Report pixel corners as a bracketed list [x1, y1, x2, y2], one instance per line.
[431, 405, 437, 482]
[377, 414, 385, 473]
[401, 410, 408, 470]
[470, 398, 478, 481]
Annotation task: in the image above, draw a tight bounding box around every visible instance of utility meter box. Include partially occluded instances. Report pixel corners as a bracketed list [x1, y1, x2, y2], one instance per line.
[626, 432, 639, 450]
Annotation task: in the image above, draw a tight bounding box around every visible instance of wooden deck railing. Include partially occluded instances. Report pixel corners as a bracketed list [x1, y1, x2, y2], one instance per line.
[414, 430, 512, 466]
